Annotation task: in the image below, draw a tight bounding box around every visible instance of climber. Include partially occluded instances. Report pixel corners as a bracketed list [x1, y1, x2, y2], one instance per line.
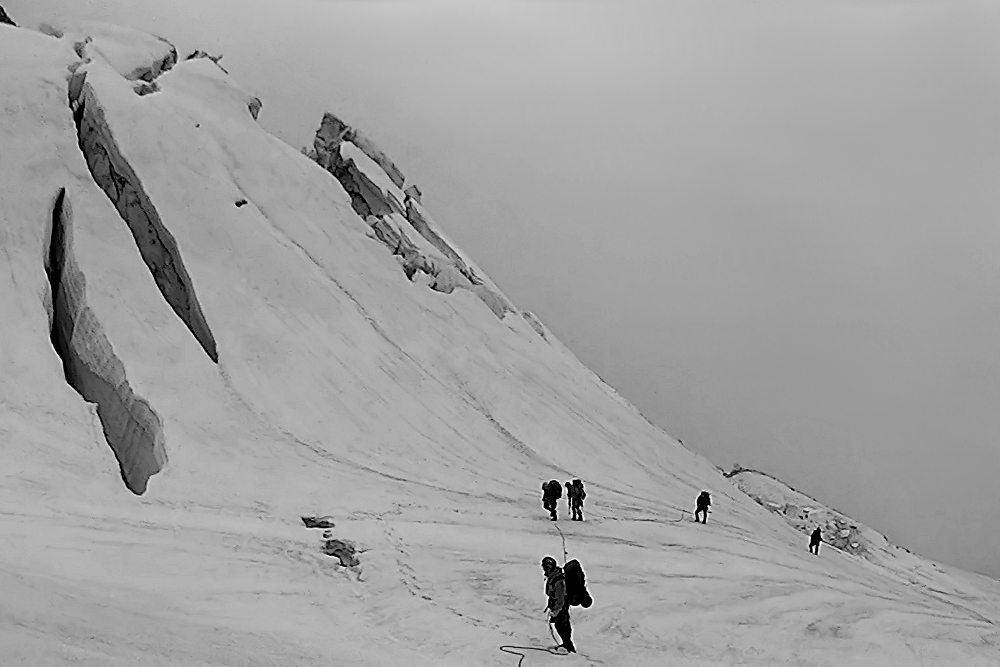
[541, 556, 575, 653]
[542, 480, 561, 521]
[694, 490, 711, 524]
[809, 527, 822, 555]
[565, 479, 586, 521]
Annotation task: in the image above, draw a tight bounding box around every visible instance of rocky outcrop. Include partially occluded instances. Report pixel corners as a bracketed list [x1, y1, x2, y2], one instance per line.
[132, 80, 160, 97]
[71, 70, 219, 363]
[43, 21, 177, 82]
[185, 50, 228, 73]
[45, 189, 167, 495]
[730, 469, 885, 559]
[125, 42, 177, 82]
[0, 4, 15, 26]
[247, 96, 262, 121]
[323, 539, 360, 567]
[311, 112, 514, 319]
[403, 184, 422, 205]
[315, 112, 405, 189]
[301, 515, 336, 529]
[404, 198, 482, 286]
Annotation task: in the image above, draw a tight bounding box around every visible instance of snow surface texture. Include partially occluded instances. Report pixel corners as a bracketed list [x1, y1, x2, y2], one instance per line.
[1, 18, 1000, 666]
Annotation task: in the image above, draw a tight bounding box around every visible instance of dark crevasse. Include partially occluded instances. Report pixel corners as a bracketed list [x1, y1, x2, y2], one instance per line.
[45, 188, 167, 495]
[70, 69, 219, 363]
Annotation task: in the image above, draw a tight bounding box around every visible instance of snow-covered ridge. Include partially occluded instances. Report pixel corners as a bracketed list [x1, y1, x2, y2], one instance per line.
[310, 111, 515, 319]
[727, 467, 891, 559]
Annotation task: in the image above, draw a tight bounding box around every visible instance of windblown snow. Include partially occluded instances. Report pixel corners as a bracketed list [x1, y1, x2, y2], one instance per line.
[1, 15, 1000, 666]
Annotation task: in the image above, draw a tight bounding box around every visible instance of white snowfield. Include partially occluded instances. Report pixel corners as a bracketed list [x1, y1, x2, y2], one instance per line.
[1, 19, 999, 666]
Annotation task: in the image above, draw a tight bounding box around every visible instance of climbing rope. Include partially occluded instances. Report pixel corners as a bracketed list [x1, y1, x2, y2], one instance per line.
[495, 521, 573, 664]
[499, 644, 565, 666]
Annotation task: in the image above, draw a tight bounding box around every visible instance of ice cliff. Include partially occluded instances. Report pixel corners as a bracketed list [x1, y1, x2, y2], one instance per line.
[1, 15, 1000, 666]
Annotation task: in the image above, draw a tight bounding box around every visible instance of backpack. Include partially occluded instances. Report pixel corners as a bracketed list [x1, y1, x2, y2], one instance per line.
[574, 480, 586, 500]
[563, 559, 593, 608]
[545, 480, 562, 499]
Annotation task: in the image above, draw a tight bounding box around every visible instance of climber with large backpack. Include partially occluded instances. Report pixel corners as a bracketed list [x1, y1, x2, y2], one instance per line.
[540, 556, 576, 653]
[695, 490, 711, 524]
[541, 479, 562, 521]
[565, 479, 586, 521]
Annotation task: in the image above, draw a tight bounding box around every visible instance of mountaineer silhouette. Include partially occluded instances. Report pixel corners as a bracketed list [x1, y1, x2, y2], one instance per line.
[695, 490, 711, 524]
[542, 480, 562, 521]
[565, 479, 586, 521]
[810, 527, 822, 555]
[541, 556, 576, 653]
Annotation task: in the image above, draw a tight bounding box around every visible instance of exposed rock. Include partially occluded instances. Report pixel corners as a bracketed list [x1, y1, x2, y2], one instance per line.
[322, 539, 360, 567]
[247, 96, 262, 121]
[45, 189, 167, 495]
[185, 50, 228, 73]
[730, 469, 889, 560]
[126, 43, 177, 82]
[350, 129, 406, 189]
[72, 69, 219, 363]
[338, 155, 396, 219]
[46, 21, 177, 82]
[310, 111, 515, 319]
[0, 4, 16, 26]
[132, 80, 160, 97]
[302, 515, 336, 529]
[403, 184, 422, 205]
[405, 199, 481, 285]
[313, 112, 352, 159]
[313, 112, 405, 188]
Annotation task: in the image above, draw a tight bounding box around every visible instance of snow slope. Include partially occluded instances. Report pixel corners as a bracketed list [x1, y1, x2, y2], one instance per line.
[1, 18, 999, 665]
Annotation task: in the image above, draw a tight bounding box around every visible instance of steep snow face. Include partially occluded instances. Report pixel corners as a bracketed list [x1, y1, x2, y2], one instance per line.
[2, 19, 1000, 666]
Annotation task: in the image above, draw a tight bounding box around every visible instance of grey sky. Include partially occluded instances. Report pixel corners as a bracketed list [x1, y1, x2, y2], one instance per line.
[10, 0, 1000, 576]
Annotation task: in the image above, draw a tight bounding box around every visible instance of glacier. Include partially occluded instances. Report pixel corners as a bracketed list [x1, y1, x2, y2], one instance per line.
[1, 13, 1000, 666]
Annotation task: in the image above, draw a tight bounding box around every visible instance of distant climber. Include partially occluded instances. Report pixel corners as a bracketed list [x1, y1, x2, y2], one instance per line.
[565, 479, 586, 521]
[542, 480, 562, 521]
[809, 527, 822, 555]
[694, 491, 711, 524]
[541, 556, 575, 653]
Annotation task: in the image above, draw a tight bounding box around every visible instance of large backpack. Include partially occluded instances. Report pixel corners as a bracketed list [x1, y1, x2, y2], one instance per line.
[563, 559, 593, 608]
[545, 479, 562, 500]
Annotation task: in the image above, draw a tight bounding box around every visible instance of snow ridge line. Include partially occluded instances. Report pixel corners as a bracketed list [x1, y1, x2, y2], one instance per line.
[44, 188, 167, 495]
[309, 112, 514, 319]
[69, 69, 219, 363]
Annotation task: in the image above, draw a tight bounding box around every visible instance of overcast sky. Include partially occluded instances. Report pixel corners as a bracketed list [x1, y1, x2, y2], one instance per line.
[9, 0, 1000, 577]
